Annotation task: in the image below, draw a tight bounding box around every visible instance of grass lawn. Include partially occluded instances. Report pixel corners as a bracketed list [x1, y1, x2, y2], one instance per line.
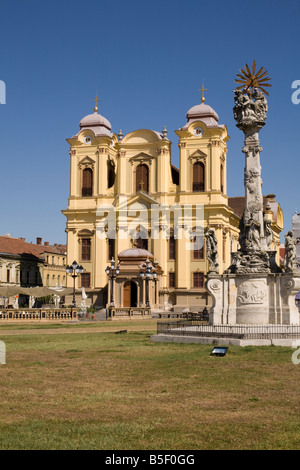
[0, 319, 300, 450]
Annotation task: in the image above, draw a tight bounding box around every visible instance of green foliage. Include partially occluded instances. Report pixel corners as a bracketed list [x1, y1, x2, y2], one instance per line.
[87, 306, 96, 314]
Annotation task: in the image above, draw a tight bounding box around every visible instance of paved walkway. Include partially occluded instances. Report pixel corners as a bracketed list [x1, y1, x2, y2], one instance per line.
[0, 322, 157, 336]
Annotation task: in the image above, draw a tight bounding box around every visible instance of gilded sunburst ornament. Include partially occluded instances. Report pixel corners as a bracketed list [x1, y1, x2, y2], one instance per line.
[234, 61, 272, 96]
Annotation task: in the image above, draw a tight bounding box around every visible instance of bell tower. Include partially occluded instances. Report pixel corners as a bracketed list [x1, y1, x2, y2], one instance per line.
[175, 89, 229, 196]
[62, 97, 118, 295]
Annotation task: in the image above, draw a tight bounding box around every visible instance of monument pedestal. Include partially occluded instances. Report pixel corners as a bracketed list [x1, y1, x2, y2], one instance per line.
[206, 272, 300, 325]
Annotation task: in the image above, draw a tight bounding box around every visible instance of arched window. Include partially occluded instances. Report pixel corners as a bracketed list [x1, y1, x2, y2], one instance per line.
[82, 168, 93, 197]
[220, 164, 224, 193]
[136, 164, 149, 193]
[169, 235, 176, 260]
[107, 160, 115, 189]
[193, 162, 205, 192]
[108, 238, 115, 261]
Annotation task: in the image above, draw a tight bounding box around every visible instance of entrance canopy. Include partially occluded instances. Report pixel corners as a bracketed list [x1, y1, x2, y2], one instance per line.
[0, 286, 76, 298]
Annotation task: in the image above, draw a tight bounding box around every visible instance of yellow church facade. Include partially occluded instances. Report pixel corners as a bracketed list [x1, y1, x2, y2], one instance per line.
[62, 95, 283, 314]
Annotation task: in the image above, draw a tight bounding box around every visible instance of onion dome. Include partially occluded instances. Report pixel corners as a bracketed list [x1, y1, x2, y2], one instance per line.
[186, 102, 219, 123]
[179, 88, 223, 130]
[78, 96, 112, 137]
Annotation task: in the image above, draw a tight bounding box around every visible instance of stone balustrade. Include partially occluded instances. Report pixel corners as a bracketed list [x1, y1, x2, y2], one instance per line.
[0, 308, 78, 321]
[108, 306, 151, 320]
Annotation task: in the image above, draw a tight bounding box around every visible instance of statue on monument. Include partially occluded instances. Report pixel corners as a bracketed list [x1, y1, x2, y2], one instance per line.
[263, 214, 274, 249]
[233, 87, 268, 125]
[205, 228, 219, 273]
[284, 231, 297, 272]
[253, 88, 268, 121]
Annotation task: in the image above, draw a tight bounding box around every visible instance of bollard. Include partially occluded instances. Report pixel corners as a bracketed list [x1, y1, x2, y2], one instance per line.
[0, 340, 6, 365]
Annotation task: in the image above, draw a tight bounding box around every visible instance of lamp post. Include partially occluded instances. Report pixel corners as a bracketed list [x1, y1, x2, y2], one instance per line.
[105, 257, 120, 307]
[152, 259, 158, 306]
[66, 260, 84, 307]
[139, 258, 157, 307]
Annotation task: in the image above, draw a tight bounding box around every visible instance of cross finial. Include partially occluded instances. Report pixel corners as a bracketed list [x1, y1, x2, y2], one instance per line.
[198, 85, 207, 103]
[93, 95, 100, 112]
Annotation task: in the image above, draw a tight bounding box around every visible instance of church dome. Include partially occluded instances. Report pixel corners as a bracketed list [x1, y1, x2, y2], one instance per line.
[118, 248, 154, 259]
[180, 100, 223, 130]
[78, 103, 112, 137]
[80, 112, 112, 131]
[186, 102, 219, 122]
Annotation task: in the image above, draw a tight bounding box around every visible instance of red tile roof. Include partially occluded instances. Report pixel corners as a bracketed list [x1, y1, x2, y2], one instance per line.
[228, 195, 279, 223]
[0, 236, 66, 258]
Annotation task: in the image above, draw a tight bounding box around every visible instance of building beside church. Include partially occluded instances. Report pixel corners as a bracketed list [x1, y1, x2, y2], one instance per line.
[62, 94, 283, 313]
[0, 235, 67, 306]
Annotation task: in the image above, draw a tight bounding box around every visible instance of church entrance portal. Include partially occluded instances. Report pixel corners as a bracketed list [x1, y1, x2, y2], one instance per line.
[123, 281, 137, 308]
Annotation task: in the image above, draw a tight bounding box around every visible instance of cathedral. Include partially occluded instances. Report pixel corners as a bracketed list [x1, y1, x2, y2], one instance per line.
[62, 92, 283, 315]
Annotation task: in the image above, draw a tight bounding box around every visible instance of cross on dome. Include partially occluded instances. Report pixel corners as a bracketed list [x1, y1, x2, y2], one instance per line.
[198, 85, 207, 103]
[93, 95, 100, 112]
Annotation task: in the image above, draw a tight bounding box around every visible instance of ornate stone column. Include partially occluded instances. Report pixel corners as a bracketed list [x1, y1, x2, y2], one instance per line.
[228, 86, 277, 274]
[206, 62, 300, 326]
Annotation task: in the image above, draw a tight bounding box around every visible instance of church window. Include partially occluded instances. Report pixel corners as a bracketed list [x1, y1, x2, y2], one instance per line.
[169, 272, 175, 288]
[82, 168, 93, 197]
[193, 272, 204, 288]
[193, 162, 205, 192]
[81, 272, 90, 288]
[193, 237, 204, 259]
[108, 238, 115, 261]
[223, 237, 226, 263]
[136, 236, 148, 250]
[81, 238, 91, 261]
[220, 164, 224, 193]
[169, 236, 176, 260]
[136, 164, 149, 193]
[107, 160, 116, 189]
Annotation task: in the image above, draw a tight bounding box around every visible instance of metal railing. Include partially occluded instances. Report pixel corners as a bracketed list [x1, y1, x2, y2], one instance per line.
[0, 308, 78, 321]
[158, 312, 209, 321]
[157, 321, 300, 339]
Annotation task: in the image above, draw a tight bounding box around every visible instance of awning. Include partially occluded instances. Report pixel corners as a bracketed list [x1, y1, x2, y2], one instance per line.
[0, 286, 78, 298]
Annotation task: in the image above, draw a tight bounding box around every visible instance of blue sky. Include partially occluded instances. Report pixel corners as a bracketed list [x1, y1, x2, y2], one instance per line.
[0, 0, 299, 245]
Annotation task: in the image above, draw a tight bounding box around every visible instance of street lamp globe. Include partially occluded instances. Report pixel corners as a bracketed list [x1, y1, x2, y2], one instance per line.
[72, 260, 78, 270]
